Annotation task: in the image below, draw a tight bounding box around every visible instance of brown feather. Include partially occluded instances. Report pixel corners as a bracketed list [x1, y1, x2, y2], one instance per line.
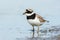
[36, 14, 46, 22]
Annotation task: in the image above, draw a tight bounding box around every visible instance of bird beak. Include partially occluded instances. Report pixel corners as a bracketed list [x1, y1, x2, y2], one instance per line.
[23, 12, 26, 15]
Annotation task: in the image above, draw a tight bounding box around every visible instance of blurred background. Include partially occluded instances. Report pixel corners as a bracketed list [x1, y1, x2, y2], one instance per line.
[0, 0, 60, 40]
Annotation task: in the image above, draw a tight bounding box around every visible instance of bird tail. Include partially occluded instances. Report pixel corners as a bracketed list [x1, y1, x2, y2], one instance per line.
[45, 20, 49, 23]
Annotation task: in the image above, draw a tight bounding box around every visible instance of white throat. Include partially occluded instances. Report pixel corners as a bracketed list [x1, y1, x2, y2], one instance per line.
[25, 12, 34, 16]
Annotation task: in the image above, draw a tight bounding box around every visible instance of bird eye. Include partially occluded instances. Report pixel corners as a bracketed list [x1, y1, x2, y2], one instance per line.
[26, 9, 28, 11]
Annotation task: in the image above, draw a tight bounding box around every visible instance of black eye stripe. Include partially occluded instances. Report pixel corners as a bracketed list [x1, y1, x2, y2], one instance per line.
[26, 11, 32, 13]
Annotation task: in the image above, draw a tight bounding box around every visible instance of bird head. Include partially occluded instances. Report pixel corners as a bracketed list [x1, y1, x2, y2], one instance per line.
[23, 8, 33, 16]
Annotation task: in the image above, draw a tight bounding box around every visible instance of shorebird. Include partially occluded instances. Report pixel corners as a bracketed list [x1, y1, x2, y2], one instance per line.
[23, 8, 49, 37]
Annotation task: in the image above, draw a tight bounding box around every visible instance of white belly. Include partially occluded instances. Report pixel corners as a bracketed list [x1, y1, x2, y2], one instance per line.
[27, 17, 41, 26]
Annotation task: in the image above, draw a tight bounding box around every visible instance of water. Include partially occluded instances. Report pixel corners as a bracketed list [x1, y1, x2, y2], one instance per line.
[16, 23, 60, 40]
[0, 15, 60, 40]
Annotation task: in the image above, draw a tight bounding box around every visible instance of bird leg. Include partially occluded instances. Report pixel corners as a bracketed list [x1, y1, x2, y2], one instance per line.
[37, 26, 40, 37]
[32, 26, 34, 38]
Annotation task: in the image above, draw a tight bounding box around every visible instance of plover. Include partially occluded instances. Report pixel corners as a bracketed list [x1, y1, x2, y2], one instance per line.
[23, 8, 49, 37]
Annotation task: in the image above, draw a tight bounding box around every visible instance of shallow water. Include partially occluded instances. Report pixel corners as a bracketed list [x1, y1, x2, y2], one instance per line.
[16, 25, 60, 40]
[0, 15, 60, 40]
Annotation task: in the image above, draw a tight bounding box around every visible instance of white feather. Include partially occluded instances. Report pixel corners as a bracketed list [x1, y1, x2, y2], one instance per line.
[27, 16, 41, 26]
[25, 13, 34, 16]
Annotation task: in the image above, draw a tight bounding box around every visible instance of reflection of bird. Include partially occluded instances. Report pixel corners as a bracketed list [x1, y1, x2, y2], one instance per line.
[23, 8, 49, 37]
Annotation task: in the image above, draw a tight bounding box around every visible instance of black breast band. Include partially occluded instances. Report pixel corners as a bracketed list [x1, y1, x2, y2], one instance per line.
[27, 13, 36, 20]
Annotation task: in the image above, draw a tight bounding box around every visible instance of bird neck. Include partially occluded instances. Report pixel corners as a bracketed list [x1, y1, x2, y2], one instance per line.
[27, 13, 36, 19]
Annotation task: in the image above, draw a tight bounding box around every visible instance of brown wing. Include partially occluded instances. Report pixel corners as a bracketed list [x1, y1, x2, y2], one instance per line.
[36, 14, 46, 22]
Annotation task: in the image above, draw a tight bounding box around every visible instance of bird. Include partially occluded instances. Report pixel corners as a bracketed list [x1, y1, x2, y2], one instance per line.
[23, 8, 49, 37]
